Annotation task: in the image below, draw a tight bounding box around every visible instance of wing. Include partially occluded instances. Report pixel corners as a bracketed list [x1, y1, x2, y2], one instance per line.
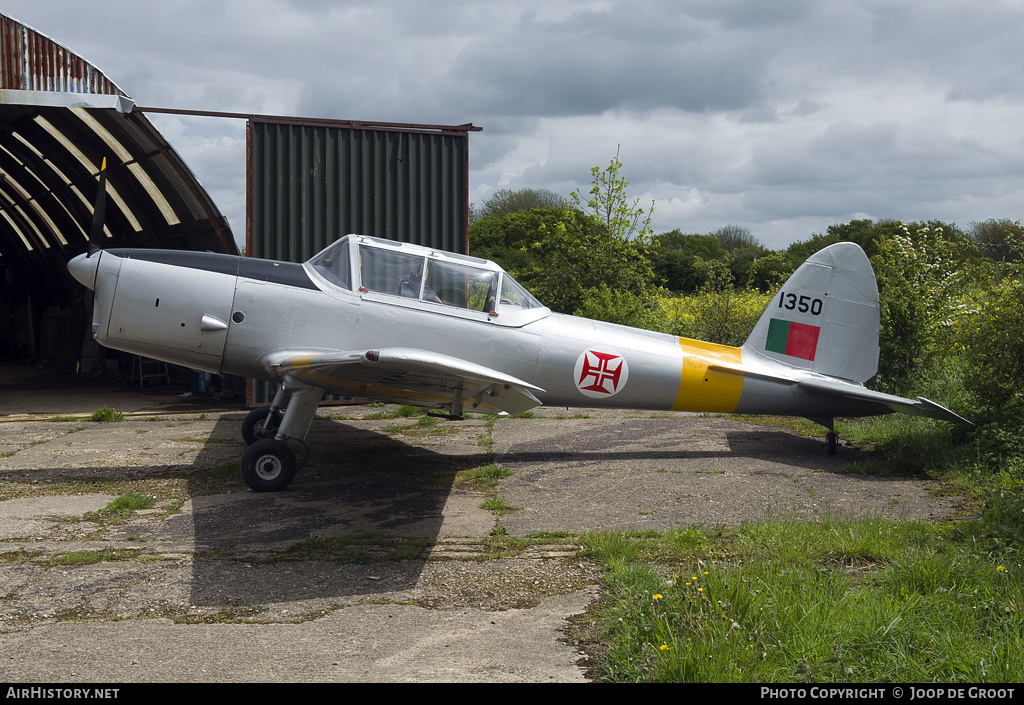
[260, 347, 544, 416]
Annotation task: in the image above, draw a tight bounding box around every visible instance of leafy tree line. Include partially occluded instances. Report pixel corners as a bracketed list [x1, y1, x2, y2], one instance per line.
[470, 177, 1021, 375]
[469, 160, 1024, 548]
[470, 159, 1024, 679]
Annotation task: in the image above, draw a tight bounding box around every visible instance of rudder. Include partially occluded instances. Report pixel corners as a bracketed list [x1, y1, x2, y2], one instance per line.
[743, 242, 879, 383]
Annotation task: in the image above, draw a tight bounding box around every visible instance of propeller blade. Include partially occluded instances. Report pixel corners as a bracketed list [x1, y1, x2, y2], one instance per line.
[87, 158, 107, 257]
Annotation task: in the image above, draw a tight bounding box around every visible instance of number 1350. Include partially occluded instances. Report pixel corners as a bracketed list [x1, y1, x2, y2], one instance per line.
[779, 291, 823, 316]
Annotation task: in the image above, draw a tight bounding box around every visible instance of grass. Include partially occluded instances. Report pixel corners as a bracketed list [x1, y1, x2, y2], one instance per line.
[481, 497, 514, 514]
[578, 516, 1023, 682]
[93, 493, 155, 520]
[0, 549, 42, 563]
[483, 525, 528, 557]
[364, 405, 424, 421]
[460, 463, 512, 490]
[476, 414, 498, 447]
[211, 460, 240, 478]
[164, 500, 185, 516]
[49, 548, 139, 566]
[88, 406, 124, 423]
[528, 530, 576, 540]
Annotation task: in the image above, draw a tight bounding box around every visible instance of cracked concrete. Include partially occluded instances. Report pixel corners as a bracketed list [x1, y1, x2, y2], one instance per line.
[0, 367, 963, 682]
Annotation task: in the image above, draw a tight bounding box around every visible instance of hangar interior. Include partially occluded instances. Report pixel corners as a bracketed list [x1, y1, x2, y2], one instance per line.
[0, 13, 477, 398]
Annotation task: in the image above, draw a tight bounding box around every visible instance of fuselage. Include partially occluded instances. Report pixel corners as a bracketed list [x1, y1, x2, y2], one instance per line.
[67, 239, 887, 420]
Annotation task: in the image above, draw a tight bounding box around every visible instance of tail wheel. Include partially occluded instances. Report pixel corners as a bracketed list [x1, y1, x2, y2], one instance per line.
[241, 439, 296, 492]
[241, 408, 282, 446]
[826, 431, 839, 455]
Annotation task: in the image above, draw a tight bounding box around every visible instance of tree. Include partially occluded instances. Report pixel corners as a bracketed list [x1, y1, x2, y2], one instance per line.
[468, 207, 568, 274]
[520, 209, 654, 318]
[745, 251, 793, 293]
[714, 224, 761, 252]
[970, 218, 1024, 263]
[870, 221, 969, 393]
[785, 232, 842, 266]
[649, 231, 726, 292]
[569, 146, 654, 244]
[520, 151, 659, 325]
[708, 225, 766, 286]
[825, 219, 882, 258]
[473, 188, 567, 223]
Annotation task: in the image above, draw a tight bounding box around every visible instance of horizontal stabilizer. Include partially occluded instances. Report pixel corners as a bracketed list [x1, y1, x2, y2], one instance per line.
[798, 379, 973, 425]
[707, 361, 971, 425]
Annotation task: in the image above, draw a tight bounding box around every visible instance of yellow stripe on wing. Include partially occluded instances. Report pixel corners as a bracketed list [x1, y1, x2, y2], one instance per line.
[286, 353, 454, 406]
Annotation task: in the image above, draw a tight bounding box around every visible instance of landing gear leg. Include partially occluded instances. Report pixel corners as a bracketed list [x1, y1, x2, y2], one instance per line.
[806, 417, 839, 456]
[239, 375, 324, 492]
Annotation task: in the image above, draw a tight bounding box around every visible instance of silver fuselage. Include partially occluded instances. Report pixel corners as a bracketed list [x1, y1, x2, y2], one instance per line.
[67, 244, 888, 420]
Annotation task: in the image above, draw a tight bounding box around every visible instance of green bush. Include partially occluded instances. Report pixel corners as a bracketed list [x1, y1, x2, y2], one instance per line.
[576, 284, 661, 329]
[657, 289, 773, 346]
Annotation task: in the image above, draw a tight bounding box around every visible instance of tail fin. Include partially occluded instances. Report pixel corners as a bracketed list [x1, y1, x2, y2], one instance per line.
[743, 242, 879, 383]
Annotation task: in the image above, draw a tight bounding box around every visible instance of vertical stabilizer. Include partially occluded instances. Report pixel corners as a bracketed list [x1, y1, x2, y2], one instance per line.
[743, 242, 879, 383]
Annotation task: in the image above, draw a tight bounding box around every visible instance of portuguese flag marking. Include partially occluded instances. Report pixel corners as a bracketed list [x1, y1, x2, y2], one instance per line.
[765, 319, 820, 361]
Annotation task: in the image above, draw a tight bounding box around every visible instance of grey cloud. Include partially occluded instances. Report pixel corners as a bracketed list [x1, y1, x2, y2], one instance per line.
[740, 117, 1021, 227]
[684, 0, 820, 30]
[790, 98, 828, 117]
[7, 0, 1024, 252]
[750, 121, 899, 187]
[447, 19, 768, 116]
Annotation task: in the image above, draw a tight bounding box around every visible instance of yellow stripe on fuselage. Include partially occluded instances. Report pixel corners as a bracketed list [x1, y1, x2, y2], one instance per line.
[671, 337, 745, 412]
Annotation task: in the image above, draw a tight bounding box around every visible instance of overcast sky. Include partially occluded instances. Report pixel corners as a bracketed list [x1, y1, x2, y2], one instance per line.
[6, 0, 1024, 249]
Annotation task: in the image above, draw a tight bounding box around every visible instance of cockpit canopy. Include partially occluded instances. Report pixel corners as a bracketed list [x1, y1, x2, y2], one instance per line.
[307, 235, 545, 320]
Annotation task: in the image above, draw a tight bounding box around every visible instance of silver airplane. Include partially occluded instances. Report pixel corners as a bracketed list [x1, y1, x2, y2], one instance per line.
[66, 178, 970, 492]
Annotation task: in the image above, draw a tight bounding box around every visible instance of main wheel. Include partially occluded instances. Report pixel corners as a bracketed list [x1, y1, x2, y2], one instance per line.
[241, 408, 282, 446]
[241, 439, 296, 492]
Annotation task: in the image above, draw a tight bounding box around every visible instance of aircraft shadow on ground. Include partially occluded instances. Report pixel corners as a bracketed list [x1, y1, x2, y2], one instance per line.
[182, 415, 493, 606]
[181, 415, 872, 607]
[494, 417, 866, 473]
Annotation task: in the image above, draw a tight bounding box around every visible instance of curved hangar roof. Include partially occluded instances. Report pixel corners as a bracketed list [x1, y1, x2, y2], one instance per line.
[0, 14, 236, 313]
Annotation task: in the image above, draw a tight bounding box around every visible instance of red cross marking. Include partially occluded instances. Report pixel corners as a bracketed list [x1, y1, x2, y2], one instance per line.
[578, 351, 624, 395]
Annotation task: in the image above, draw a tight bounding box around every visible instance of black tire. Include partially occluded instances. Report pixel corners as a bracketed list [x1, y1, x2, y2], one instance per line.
[241, 408, 282, 446]
[826, 431, 839, 456]
[241, 439, 296, 492]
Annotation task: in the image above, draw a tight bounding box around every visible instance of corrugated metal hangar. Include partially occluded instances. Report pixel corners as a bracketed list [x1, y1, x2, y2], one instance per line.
[0, 13, 479, 388]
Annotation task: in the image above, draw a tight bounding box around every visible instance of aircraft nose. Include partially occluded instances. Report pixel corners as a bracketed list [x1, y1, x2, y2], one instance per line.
[68, 252, 100, 290]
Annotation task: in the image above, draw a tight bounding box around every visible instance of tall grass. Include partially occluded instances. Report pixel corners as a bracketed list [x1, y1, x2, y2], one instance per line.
[583, 519, 1023, 683]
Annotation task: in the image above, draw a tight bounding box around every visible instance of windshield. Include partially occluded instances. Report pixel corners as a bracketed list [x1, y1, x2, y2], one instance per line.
[498, 274, 542, 312]
[307, 237, 351, 289]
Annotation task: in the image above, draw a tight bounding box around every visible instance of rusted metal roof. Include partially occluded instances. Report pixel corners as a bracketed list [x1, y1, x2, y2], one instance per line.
[0, 15, 120, 94]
